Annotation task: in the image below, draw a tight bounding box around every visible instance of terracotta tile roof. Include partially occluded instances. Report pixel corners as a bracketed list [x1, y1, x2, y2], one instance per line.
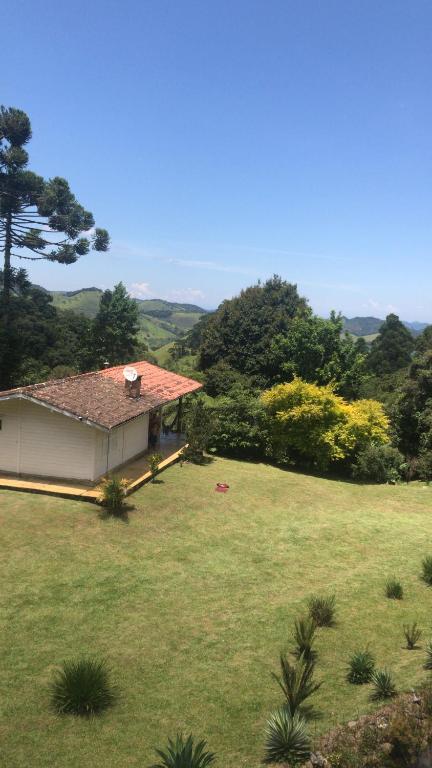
[0, 362, 202, 430]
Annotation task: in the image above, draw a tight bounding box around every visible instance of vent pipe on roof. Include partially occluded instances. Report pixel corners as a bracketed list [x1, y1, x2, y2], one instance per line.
[125, 375, 142, 399]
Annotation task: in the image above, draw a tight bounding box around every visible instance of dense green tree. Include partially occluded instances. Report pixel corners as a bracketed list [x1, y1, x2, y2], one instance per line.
[198, 275, 307, 380]
[0, 268, 92, 387]
[0, 106, 109, 386]
[415, 325, 432, 354]
[204, 360, 252, 397]
[268, 312, 368, 398]
[208, 385, 269, 458]
[367, 314, 414, 374]
[183, 396, 215, 463]
[392, 350, 432, 457]
[91, 282, 142, 367]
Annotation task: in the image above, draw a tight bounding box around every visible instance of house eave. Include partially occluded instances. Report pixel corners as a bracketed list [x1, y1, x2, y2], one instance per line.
[0, 393, 110, 432]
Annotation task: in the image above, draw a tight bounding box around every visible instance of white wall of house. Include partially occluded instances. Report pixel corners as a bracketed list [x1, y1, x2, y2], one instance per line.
[93, 412, 150, 478]
[0, 399, 149, 482]
[0, 399, 96, 481]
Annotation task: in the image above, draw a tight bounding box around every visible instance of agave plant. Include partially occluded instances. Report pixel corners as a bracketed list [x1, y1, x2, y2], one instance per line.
[272, 652, 322, 716]
[346, 650, 375, 685]
[264, 708, 311, 764]
[370, 669, 397, 701]
[150, 734, 215, 768]
[424, 640, 432, 670]
[307, 594, 336, 627]
[292, 617, 317, 662]
[50, 658, 116, 715]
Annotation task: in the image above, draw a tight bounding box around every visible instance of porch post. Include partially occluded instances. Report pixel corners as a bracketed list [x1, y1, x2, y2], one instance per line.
[177, 396, 183, 433]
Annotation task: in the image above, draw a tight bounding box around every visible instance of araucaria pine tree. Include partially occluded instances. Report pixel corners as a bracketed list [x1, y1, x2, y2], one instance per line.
[0, 106, 109, 385]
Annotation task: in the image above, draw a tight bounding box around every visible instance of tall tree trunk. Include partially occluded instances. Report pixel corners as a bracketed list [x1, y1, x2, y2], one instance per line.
[3, 210, 12, 310]
[0, 211, 13, 389]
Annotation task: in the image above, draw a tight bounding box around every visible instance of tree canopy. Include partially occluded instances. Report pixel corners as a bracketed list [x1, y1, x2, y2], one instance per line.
[262, 378, 389, 469]
[367, 313, 414, 374]
[0, 106, 109, 387]
[92, 282, 142, 367]
[198, 275, 308, 380]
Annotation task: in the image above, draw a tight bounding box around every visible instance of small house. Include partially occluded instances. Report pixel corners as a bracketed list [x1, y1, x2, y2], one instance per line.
[0, 361, 201, 483]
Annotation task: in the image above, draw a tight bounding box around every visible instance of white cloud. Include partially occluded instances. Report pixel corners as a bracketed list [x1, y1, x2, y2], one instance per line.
[364, 298, 380, 311]
[166, 288, 206, 302]
[129, 282, 153, 299]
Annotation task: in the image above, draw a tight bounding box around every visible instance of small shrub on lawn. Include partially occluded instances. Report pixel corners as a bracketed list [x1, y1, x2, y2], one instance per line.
[385, 578, 403, 599]
[150, 734, 216, 768]
[272, 653, 322, 716]
[307, 594, 336, 627]
[346, 650, 375, 685]
[370, 669, 397, 700]
[292, 617, 317, 662]
[149, 452, 163, 481]
[424, 640, 432, 670]
[421, 556, 432, 585]
[404, 622, 422, 649]
[99, 476, 128, 514]
[263, 709, 311, 765]
[50, 658, 116, 716]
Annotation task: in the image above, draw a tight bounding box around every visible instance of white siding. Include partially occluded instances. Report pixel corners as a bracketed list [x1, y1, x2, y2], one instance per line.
[122, 414, 149, 462]
[93, 413, 149, 479]
[0, 399, 97, 481]
[0, 399, 149, 482]
[0, 400, 20, 473]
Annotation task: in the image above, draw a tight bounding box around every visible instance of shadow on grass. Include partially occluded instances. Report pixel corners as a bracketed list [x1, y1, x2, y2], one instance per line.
[207, 452, 407, 487]
[181, 454, 215, 467]
[97, 502, 135, 524]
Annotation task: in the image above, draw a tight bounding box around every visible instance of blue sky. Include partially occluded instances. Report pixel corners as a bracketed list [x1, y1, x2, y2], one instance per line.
[2, 0, 432, 318]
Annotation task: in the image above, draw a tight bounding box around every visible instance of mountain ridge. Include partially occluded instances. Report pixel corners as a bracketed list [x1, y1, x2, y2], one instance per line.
[48, 288, 207, 349]
[342, 316, 428, 337]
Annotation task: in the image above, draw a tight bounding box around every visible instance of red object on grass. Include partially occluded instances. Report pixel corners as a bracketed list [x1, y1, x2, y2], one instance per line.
[215, 483, 229, 493]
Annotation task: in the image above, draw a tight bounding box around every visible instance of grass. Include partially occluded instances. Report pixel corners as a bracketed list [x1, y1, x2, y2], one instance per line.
[1, 459, 432, 767]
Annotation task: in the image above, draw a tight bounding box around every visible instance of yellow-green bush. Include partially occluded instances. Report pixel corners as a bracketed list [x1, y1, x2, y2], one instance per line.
[261, 378, 389, 469]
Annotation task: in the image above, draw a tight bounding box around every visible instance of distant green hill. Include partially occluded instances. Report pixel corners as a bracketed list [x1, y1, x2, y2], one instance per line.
[342, 316, 428, 338]
[50, 288, 207, 349]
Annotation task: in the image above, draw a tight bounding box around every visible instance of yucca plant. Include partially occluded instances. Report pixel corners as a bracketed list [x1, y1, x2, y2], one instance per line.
[50, 658, 116, 716]
[424, 640, 432, 670]
[346, 650, 375, 685]
[150, 734, 215, 768]
[307, 594, 336, 627]
[385, 578, 403, 600]
[370, 669, 397, 701]
[292, 617, 317, 662]
[264, 708, 311, 764]
[421, 556, 432, 585]
[99, 475, 128, 514]
[272, 652, 322, 716]
[404, 622, 422, 649]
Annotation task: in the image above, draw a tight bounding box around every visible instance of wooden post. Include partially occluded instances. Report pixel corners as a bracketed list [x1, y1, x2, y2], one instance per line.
[177, 396, 183, 434]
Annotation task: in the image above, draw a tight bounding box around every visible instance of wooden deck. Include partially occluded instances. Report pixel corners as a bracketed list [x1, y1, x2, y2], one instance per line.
[0, 434, 186, 502]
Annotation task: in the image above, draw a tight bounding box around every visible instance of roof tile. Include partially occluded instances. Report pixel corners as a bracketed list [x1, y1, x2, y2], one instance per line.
[0, 362, 202, 430]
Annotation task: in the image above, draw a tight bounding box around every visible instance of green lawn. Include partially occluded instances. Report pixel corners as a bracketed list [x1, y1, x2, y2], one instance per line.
[1, 459, 432, 767]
